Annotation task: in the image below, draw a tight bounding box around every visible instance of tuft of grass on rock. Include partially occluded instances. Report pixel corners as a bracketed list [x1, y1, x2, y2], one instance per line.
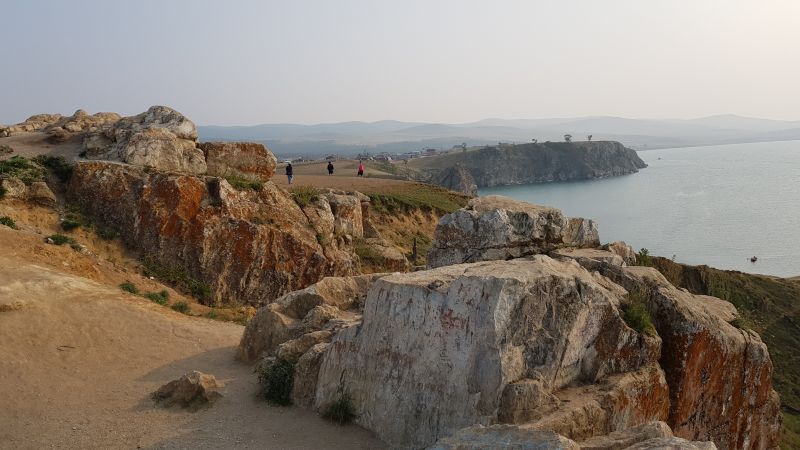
[322, 394, 358, 425]
[47, 233, 76, 246]
[120, 281, 139, 295]
[95, 224, 119, 240]
[290, 185, 320, 207]
[621, 287, 656, 336]
[224, 175, 263, 191]
[142, 258, 212, 303]
[0, 216, 17, 229]
[257, 359, 295, 406]
[171, 300, 190, 314]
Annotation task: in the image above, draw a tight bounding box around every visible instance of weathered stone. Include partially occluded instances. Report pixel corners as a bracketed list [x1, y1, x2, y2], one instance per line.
[359, 237, 411, 272]
[551, 248, 625, 267]
[427, 196, 599, 268]
[606, 241, 637, 265]
[291, 343, 330, 408]
[623, 437, 717, 449]
[237, 275, 381, 362]
[27, 182, 56, 207]
[569, 261, 782, 450]
[200, 141, 277, 181]
[427, 425, 580, 450]
[81, 106, 206, 174]
[276, 330, 332, 363]
[314, 257, 660, 448]
[0, 177, 28, 198]
[578, 421, 673, 450]
[68, 161, 359, 308]
[430, 163, 478, 197]
[151, 371, 223, 409]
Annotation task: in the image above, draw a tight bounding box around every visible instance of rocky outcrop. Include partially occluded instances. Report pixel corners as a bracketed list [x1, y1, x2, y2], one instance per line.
[237, 274, 380, 362]
[313, 257, 662, 448]
[427, 425, 580, 450]
[200, 141, 277, 181]
[427, 196, 599, 268]
[0, 110, 121, 139]
[553, 249, 782, 450]
[67, 161, 361, 306]
[151, 371, 223, 409]
[0, 177, 56, 206]
[430, 163, 477, 197]
[82, 105, 206, 174]
[605, 241, 638, 265]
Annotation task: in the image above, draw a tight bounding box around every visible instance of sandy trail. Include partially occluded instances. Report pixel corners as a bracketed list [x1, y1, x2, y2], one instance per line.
[0, 233, 384, 449]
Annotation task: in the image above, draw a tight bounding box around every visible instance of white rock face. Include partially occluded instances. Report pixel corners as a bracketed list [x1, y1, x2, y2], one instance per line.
[427, 425, 580, 450]
[427, 196, 599, 268]
[313, 256, 659, 449]
[82, 105, 206, 174]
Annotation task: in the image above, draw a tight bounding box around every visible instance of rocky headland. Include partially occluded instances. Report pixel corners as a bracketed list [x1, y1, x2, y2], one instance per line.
[406, 141, 647, 195]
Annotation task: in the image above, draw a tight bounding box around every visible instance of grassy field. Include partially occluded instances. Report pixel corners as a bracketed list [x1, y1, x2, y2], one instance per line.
[646, 256, 800, 448]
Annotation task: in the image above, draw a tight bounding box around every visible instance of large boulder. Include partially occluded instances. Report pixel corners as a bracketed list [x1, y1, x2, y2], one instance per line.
[82, 105, 206, 174]
[0, 177, 56, 207]
[237, 274, 380, 362]
[427, 196, 599, 268]
[427, 425, 580, 450]
[313, 257, 662, 448]
[200, 141, 277, 181]
[151, 371, 223, 409]
[67, 161, 359, 306]
[431, 163, 478, 197]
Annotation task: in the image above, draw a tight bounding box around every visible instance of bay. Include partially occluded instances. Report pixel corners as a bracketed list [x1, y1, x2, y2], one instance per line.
[479, 140, 800, 277]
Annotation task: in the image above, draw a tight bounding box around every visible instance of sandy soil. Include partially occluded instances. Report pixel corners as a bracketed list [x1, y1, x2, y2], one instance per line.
[0, 132, 83, 160]
[0, 225, 385, 450]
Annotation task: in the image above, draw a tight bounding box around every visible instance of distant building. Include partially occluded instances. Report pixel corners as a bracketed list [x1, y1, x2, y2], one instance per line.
[325, 154, 338, 161]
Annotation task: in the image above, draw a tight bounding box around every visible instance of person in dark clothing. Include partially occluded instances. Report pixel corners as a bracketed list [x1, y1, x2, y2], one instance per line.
[327, 161, 334, 175]
[285, 163, 293, 184]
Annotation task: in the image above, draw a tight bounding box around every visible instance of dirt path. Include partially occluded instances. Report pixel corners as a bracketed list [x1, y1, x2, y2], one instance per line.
[0, 227, 385, 449]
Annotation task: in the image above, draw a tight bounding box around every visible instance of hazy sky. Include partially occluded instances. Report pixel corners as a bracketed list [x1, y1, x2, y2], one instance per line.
[2, 0, 799, 125]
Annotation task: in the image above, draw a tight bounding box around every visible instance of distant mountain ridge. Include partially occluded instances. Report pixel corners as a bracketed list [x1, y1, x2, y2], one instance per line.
[198, 115, 800, 157]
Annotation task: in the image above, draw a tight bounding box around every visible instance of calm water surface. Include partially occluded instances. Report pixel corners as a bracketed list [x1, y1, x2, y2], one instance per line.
[480, 140, 800, 277]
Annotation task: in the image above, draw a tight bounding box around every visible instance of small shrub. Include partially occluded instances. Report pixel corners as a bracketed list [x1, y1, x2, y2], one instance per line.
[142, 258, 212, 303]
[33, 155, 73, 183]
[0, 184, 5, 199]
[290, 185, 320, 207]
[730, 315, 754, 331]
[316, 232, 325, 245]
[224, 175, 263, 191]
[120, 281, 139, 295]
[171, 301, 190, 314]
[621, 287, 656, 336]
[206, 310, 219, 320]
[60, 219, 81, 231]
[144, 290, 169, 305]
[47, 233, 77, 246]
[322, 394, 357, 425]
[0, 216, 17, 229]
[0, 145, 13, 156]
[257, 359, 295, 406]
[637, 248, 652, 267]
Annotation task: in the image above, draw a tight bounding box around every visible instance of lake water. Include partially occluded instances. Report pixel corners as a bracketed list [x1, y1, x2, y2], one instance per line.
[480, 140, 800, 277]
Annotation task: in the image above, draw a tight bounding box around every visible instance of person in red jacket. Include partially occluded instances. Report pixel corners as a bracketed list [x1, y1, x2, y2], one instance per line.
[357, 161, 365, 177]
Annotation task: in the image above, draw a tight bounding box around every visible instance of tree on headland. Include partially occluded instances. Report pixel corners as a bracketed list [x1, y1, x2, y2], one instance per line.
[461, 143, 467, 155]
[588, 135, 593, 142]
[564, 134, 572, 143]
[531, 138, 538, 144]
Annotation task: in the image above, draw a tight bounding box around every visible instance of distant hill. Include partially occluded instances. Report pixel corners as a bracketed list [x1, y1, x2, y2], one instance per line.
[198, 115, 800, 157]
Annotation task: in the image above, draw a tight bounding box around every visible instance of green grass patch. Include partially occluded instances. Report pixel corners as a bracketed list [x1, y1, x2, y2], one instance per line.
[142, 258, 212, 303]
[120, 281, 139, 295]
[0, 156, 46, 185]
[32, 155, 73, 183]
[224, 175, 263, 191]
[171, 300, 190, 314]
[257, 359, 295, 406]
[144, 290, 169, 305]
[290, 185, 320, 207]
[366, 184, 468, 214]
[47, 233, 77, 246]
[322, 394, 357, 425]
[782, 411, 800, 450]
[95, 224, 119, 240]
[0, 183, 5, 199]
[621, 287, 656, 336]
[0, 216, 17, 229]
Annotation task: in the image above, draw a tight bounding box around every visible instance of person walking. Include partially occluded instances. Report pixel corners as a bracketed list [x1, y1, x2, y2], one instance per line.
[357, 160, 365, 177]
[327, 161, 334, 175]
[285, 163, 293, 184]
